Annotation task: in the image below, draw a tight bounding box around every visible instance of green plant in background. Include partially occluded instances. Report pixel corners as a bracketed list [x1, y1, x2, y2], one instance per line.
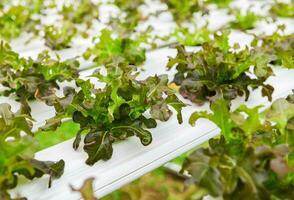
[103, 168, 198, 200]
[55, 0, 100, 42]
[167, 31, 274, 104]
[184, 92, 294, 199]
[0, 103, 64, 200]
[44, 0, 100, 49]
[205, 0, 232, 8]
[251, 26, 294, 69]
[84, 29, 147, 66]
[161, 0, 205, 23]
[172, 25, 211, 46]
[229, 9, 261, 30]
[269, 0, 294, 18]
[60, 0, 100, 28]
[44, 23, 78, 50]
[0, 42, 80, 113]
[111, 0, 146, 35]
[0, 0, 99, 48]
[0, 4, 40, 40]
[161, 0, 234, 24]
[43, 59, 185, 165]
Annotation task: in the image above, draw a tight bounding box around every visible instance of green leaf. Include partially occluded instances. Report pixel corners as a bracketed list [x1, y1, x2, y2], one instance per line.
[0, 42, 79, 109]
[150, 103, 172, 122]
[83, 131, 114, 165]
[139, 116, 157, 129]
[44, 23, 77, 50]
[173, 25, 211, 46]
[251, 52, 274, 79]
[183, 93, 294, 199]
[286, 90, 294, 104]
[83, 29, 146, 66]
[232, 104, 263, 136]
[189, 99, 234, 141]
[0, 4, 40, 40]
[261, 84, 274, 102]
[266, 98, 294, 133]
[111, 125, 152, 146]
[61, 0, 100, 27]
[230, 9, 261, 30]
[45, 58, 184, 165]
[30, 159, 65, 188]
[182, 149, 223, 197]
[189, 111, 211, 126]
[0, 103, 64, 199]
[167, 32, 274, 104]
[161, 0, 205, 23]
[214, 30, 230, 52]
[165, 94, 186, 124]
[253, 29, 294, 69]
[270, 1, 294, 18]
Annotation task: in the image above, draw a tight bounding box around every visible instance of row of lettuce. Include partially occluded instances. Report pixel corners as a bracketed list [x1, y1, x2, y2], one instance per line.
[0, 0, 293, 49]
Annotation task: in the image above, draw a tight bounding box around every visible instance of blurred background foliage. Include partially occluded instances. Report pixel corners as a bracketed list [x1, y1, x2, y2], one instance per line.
[102, 166, 197, 200]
